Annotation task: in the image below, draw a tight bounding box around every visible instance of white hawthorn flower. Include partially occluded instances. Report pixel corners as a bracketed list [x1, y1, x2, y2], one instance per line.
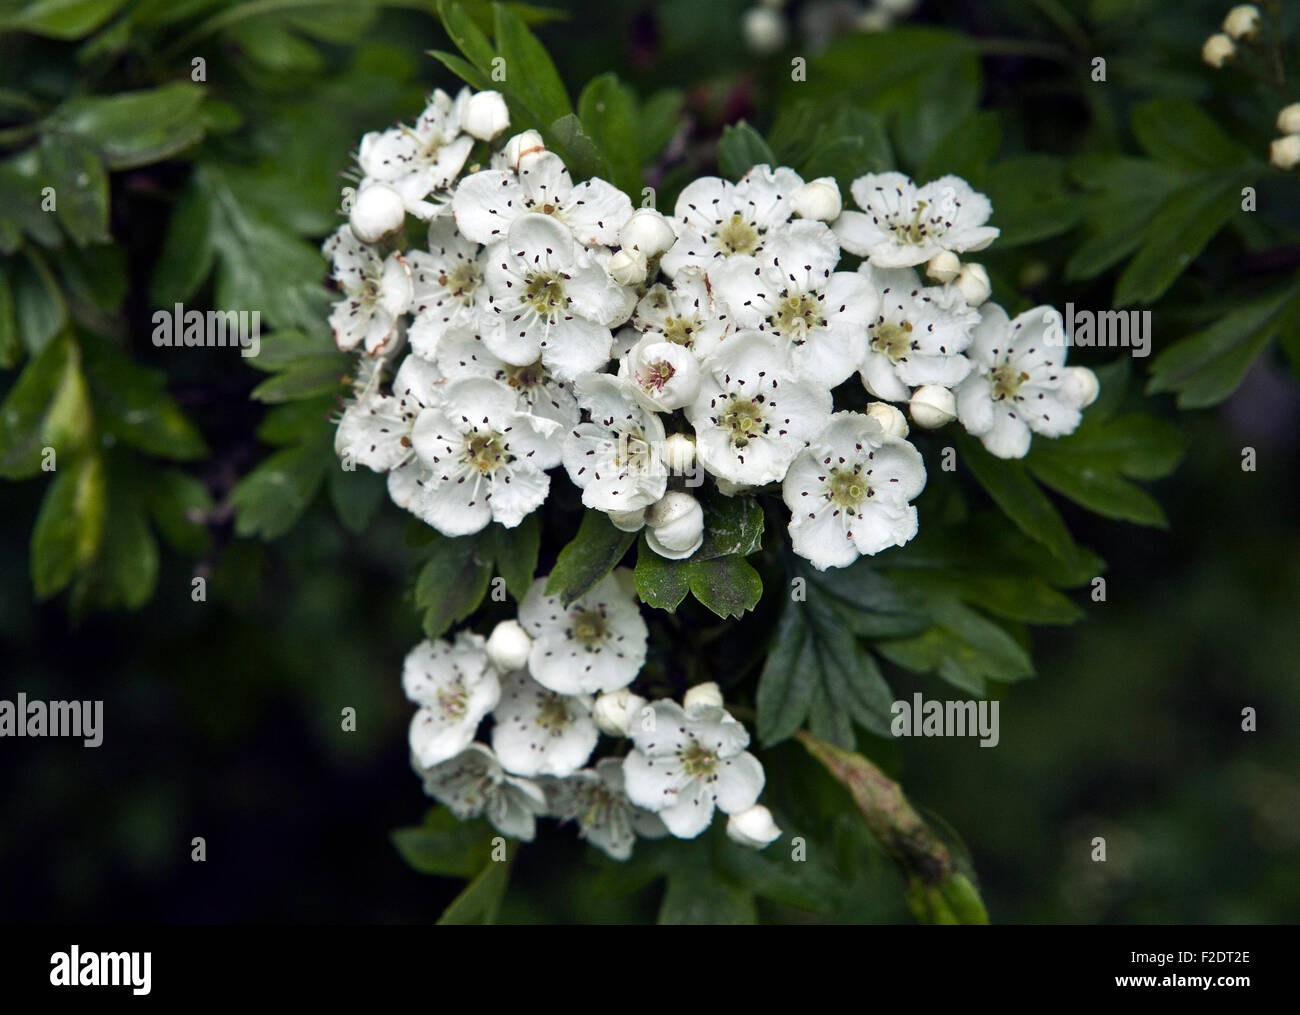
[857, 263, 977, 402]
[593, 687, 647, 736]
[322, 225, 413, 354]
[518, 571, 649, 695]
[645, 491, 705, 560]
[954, 303, 1087, 459]
[395, 375, 561, 535]
[782, 410, 926, 570]
[454, 150, 634, 247]
[631, 267, 732, 360]
[546, 758, 667, 860]
[619, 207, 678, 258]
[486, 619, 532, 672]
[687, 330, 832, 486]
[405, 218, 491, 361]
[620, 333, 702, 411]
[463, 89, 510, 140]
[909, 384, 957, 429]
[403, 632, 501, 768]
[623, 700, 765, 838]
[482, 213, 636, 381]
[436, 325, 579, 430]
[835, 172, 999, 268]
[563, 373, 668, 513]
[726, 803, 782, 849]
[712, 219, 876, 387]
[490, 669, 599, 778]
[349, 180, 407, 243]
[358, 88, 476, 219]
[414, 743, 547, 841]
[659, 164, 805, 278]
[335, 353, 442, 472]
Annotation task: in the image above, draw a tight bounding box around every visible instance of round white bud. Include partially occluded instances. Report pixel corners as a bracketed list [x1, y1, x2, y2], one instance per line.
[741, 7, 787, 54]
[502, 130, 546, 171]
[1060, 366, 1101, 409]
[593, 688, 647, 737]
[1202, 33, 1236, 68]
[607, 507, 647, 532]
[954, 262, 992, 306]
[864, 400, 909, 439]
[348, 181, 406, 244]
[714, 477, 754, 497]
[662, 433, 697, 474]
[1277, 104, 1300, 136]
[790, 176, 843, 222]
[609, 248, 648, 287]
[726, 804, 782, 848]
[485, 619, 531, 672]
[926, 250, 962, 284]
[463, 90, 510, 141]
[624, 336, 699, 411]
[683, 681, 725, 711]
[909, 384, 957, 429]
[1223, 5, 1261, 41]
[619, 208, 677, 258]
[1270, 134, 1300, 171]
[645, 492, 704, 560]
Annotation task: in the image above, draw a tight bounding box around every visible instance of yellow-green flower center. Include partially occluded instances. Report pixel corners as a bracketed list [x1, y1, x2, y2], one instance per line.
[717, 212, 759, 256]
[570, 607, 607, 647]
[991, 362, 1029, 400]
[524, 271, 566, 316]
[662, 315, 696, 347]
[504, 361, 543, 391]
[773, 292, 824, 337]
[681, 741, 718, 777]
[828, 468, 868, 509]
[536, 694, 570, 730]
[466, 433, 507, 473]
[722, 395, 766, 448]
[898, 199, 929, 244]
[871, 321, 914, 363]
[443, 261, 483, 301]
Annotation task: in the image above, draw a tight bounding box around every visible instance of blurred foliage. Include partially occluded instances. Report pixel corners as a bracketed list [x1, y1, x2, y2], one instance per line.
[1, 0, 1298, 924]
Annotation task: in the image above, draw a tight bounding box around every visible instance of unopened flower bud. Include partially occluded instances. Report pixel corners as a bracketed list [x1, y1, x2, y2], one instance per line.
[1223, 5, 1261, 41]
[645, 491, 704, 560]
[742, 7, 787, 54]
[503, 130, 546, 171]
[1270, 134, 1300, 170]
[619, 208, 677, 258]
[909, 384, 956, 429]
[464, 90, 510, 141]
[683, 681, 724, 711]
[1202, 33, 1236, 68]
[714, 477, 753, 497]
[486, 619, 531, 672]
[726, 804, 782, 848]
[1277, 104, 1300, 136]
[790, 177, 842, 222]
[626, 336, 700, 411]
[593, 688, 646, 737]
[607, 507, 647, 532]
[349, 180, 406, 244]
[662, 433, 696, 473]
[926, 250, 961, 284]
[865, 400, 909, 439]
[609, 248, 648, 287]
[1060, 366, 1100, 409]
[954, 262, 992, 306]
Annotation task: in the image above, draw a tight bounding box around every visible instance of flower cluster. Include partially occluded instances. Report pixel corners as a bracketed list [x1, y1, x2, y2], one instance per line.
[405, 574, 780, 859]
[324, 87, 1098, 852]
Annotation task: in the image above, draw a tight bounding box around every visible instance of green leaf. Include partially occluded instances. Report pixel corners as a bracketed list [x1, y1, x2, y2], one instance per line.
[0, 331, 91, 479]
[795, 105, 894, 196]
[392, 808, 496, 878]
[1130, 98, 1250, 171]
[685, 554, 762, 619]
[635, 88, 684, 165]
[755, 604, 817, 745]
[1027, 455, 1167, 527]
[633, 537, 690, 611]
[577, 73, 642, 197]
[545, 511, 635, 606]
[1065, 155, 1185, 281]
[428, 49, 492, 92]
[693, 492, 763, 560]
[546, 113, 612, 183]
[147, 469, 212, 557]
[717, 121, 776, 180]
[230, 435, 331, 540]
[877, 595, 1033, 692]
[150, 175, 216, 307]
[958, 435, 1083, 571]
[50, 82, 206, 170]
[437, 856, 513, 925]
[1147, 286, 1300, 408]
[11, 248, 68, 355]
[0, 0, 128, 39]
[249, 355, 348, 403]
[494, 2, 571, 128]
[985, 155, 1082, 247]
[483, 515, 541, 600]
[37, 133, 109, 247]
[658, 866, 757, 925]
[920, 110, 1000, 185]
[72, 469, 159, 610]
[1114, 169, 1260, 307]
[31, 450, 106, 599]
[415, 533, 494, 638]
[0, 267, 19, 368]
[327, 466, 384, 535]
[437, 0, 497, 72]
